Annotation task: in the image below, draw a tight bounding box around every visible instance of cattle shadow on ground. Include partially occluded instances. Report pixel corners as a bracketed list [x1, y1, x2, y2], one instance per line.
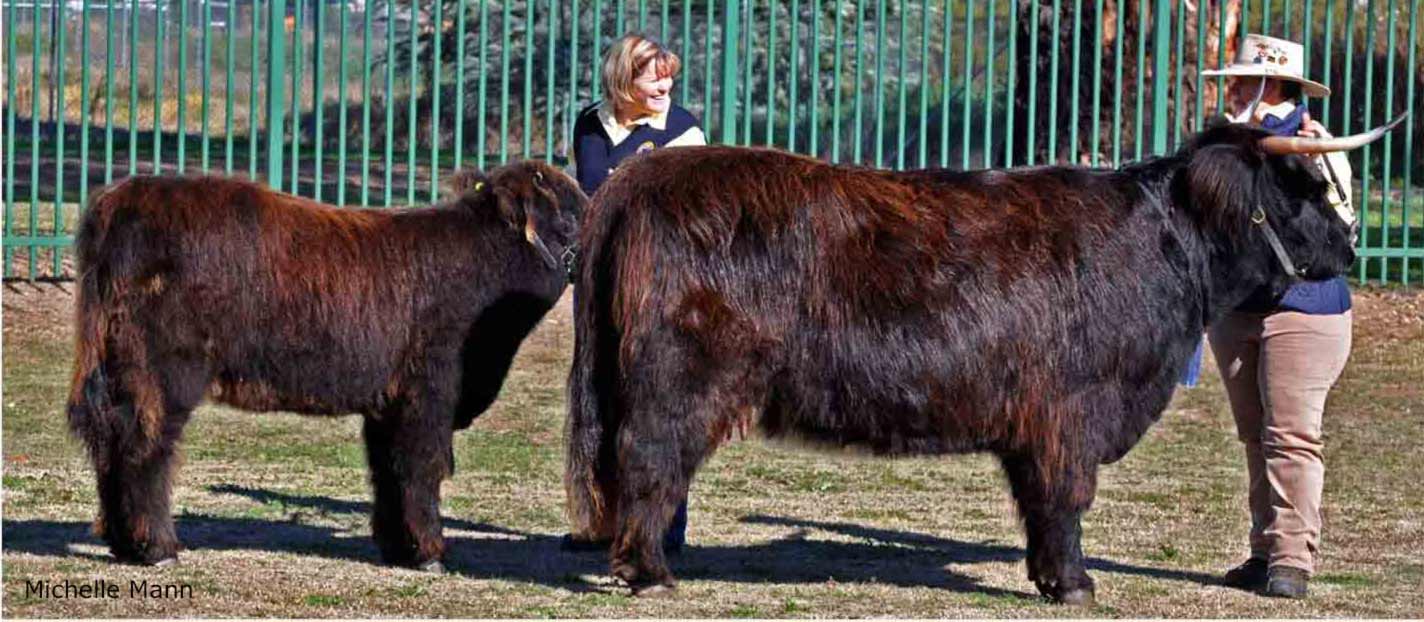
[1, 487, 1212, 598]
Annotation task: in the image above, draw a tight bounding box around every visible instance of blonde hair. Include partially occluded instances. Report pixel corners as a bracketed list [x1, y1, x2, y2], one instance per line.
[601, 34, 682, 109]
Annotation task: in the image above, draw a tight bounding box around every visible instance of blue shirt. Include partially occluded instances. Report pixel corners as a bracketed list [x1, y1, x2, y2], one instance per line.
[572, 102, 704, 196]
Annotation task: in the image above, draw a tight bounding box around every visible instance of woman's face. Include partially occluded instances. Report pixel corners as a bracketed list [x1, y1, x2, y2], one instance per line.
[1227, 76, 1286, 115]
[630, 61, 673, 117]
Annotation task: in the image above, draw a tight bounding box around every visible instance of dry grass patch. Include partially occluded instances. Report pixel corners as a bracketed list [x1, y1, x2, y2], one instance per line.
[3, 285, 1422, 617]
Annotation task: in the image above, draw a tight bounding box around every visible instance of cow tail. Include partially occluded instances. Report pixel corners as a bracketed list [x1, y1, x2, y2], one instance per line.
[563, 202, 625, 541]
[66, 181, 163, 472]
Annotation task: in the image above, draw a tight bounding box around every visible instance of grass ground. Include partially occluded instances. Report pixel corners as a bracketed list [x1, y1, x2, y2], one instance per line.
[2, 284, 1422, 618]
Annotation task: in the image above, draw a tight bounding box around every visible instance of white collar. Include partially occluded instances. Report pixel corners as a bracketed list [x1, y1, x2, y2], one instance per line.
[597, 100, 668, 146]
[1251, 100, 1298, 124]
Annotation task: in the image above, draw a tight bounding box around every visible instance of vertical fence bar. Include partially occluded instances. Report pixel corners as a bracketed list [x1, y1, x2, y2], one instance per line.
[225, 0, 235, 173]
[478, 0, 488, 170]
[1303, 0, 1313, 110]
[55, 0, 68, 276]
[1194, 0, 1205, 130]
[681, 0, 690, 104]
[249, 0, 259, 178]
[1403, 0, 1418, 285]
[896, 0, 907, 168]
[360, 0, 372, 204]
[721, 0, 742, 143]
[789, 0, 800, 151]
[291, 0, 303, 194]
[1134, 0, 1147, 159]
[595, 0, 604, 102]
[743, 0, 754, 144]
[154, 0, 165, 173]
[809, 0, 820, 156]
[1217, 0, 1227, 112]
[961, 0, 974, 169]
[315, 0, 325, 202]
[385, 0, 394, 206]
[1150, 0, 1169, 155]
[982, 0, 994, 168]
[5, 0, 16, 277]
[617, 0, 625, 34]
[1359, 0, 1375, 282]
[1380, 0, 1396, 282]
[1046, 0, 1058, 162]
[1069, 0, 1081, 163]
[1027, 0, 1038, 165]
[1090, 0, 1102, 164]
[131, 0, 140, 176]
[871, 0, 882, 165]
[456, 0, 467, 173]
[832, 0, 845, 162]
[545, 0, 556, 162]
[106, 0, 116, 183]
[408, 0, 419, 204]
[32, 0, 42, 278]
[338, 0, 349, 204]
[853, 0, 864, 163]
[202, 0, 211, 171]
[432, 0, 443, 200]
[662, 0, 670, 39]
[1172, 0, 1183, 148]
[523, 0, 533, 160]
[771, 0, 783, 146]
[940, 0, 950, 167]
[177, 0, 187, 175]
[832, 0, 844, 163]
[82, 0, 93, 207]
[268, 0, 286, 188]
[500, 0, 510, 164]
[703, 0, 714, 136]
[791, 0, 803, 150]
[1005, 0, 1016, 167]
[568, 0, 576, 152]
[1283, 0, 1292, 37]
[918, 0, 929, 167]
[1342, 0, 1354, 136]
[1111, 0, 1123, 165]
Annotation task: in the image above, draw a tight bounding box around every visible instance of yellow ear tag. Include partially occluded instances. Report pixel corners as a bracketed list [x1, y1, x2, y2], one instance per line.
[473, 181, 485, 192]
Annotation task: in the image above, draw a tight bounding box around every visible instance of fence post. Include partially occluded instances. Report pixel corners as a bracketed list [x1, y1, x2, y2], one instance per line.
[720, 0, 741, 144]
[267, 0, 287, 189]
[1151, 0, 1171, 154]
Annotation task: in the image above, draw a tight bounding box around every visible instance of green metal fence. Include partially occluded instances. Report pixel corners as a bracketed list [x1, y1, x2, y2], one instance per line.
[3, 0, 1422, 283]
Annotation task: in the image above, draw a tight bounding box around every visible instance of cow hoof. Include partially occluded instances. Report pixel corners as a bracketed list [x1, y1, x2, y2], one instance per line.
[630, 582, 677, 599]
[416, 560, 446, 574]
[1057, 588, 1095, 607]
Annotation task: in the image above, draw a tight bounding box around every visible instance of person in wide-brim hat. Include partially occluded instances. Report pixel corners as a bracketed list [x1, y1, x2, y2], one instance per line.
[1202, 33, 1332, 100]
[1201, 33, 1353, 602]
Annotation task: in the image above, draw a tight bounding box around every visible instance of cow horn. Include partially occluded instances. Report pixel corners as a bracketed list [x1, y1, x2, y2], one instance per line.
[1259, 112, 1410, 155]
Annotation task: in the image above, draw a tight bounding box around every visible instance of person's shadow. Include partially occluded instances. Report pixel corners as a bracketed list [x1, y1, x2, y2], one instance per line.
[2, 485, 1216, 599]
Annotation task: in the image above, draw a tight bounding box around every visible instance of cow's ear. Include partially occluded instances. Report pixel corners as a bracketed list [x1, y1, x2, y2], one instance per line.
[494, 185, 559, 269]
[443, 169, 489, 199]
[1185, 143, 1259, 234]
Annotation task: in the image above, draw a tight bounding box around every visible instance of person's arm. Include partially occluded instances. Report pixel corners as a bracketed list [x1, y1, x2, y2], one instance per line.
[1300, 113, 1355, 224]
[572, 112, 612, 196]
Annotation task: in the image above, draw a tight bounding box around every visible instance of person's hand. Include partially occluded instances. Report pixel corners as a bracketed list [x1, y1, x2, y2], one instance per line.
[1299, 112, 1335, 138]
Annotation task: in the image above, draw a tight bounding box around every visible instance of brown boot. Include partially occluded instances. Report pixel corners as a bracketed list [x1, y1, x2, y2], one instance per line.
[1264, 566, 1309, 599]
[1222, 558, 1269, 590]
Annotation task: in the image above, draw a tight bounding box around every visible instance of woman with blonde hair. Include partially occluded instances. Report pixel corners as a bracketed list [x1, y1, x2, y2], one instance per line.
[563, 33, 705, 554]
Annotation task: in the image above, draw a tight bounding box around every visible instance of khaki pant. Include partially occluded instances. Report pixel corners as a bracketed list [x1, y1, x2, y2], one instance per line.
[1207, 310, 1352, 573]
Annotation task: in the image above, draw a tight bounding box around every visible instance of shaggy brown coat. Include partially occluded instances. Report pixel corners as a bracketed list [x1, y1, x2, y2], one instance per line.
[68, 161, 585, 569]
[564, 123, 1355, 602]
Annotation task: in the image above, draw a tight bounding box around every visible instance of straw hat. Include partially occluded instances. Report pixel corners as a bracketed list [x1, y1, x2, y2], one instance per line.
[1201, 34, 1331, 98]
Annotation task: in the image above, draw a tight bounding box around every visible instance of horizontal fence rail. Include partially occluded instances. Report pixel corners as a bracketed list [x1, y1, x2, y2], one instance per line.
[3, 0, 1422, 283]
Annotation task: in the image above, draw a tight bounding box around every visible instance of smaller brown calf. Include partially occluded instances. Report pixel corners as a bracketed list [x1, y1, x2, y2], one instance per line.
[67, 161, 585, 570]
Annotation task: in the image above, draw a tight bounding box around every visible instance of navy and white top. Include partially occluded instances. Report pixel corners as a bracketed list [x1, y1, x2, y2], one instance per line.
[571, 101, 706, 196]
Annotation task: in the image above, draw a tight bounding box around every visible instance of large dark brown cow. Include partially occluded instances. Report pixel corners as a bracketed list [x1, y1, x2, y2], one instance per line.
[565, 120, 1398, 603]
[67, 161, 585, 570]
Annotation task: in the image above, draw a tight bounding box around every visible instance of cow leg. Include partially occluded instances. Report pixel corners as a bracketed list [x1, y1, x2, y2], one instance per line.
[1001, 453, 1098, 605]
[608, 388, 729, 596]
[92, 358, 204, 566]
[362, 393, 454, 570]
